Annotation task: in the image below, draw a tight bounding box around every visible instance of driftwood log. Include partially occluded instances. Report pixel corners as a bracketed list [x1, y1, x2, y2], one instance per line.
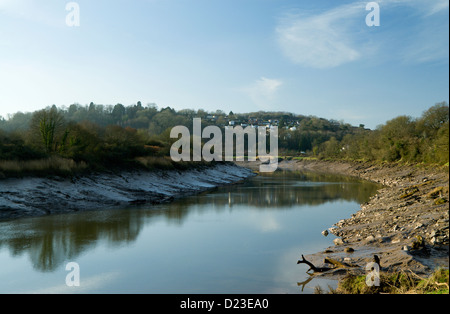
[297, 254, 359, 273]
[297, 255, 333, 273]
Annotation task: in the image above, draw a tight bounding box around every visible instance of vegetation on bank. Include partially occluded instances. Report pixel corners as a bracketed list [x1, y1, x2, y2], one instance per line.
[317, 268, 449, 294]
[1, 101, 448, 178]
[317, 102, 449, 165]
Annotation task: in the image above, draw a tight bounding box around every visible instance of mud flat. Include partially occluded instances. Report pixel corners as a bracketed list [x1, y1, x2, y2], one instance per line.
[276, 159, 449, 278]
[0, 163, 255, 221]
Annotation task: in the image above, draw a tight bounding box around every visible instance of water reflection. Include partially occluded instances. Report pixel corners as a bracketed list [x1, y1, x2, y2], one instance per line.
[188, 170, 380, 209]
[0, 170, 381, 273]
[0, 209, 146, 272]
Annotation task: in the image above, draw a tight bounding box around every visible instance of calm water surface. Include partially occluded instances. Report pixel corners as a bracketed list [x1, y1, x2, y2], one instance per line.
[0, 170, 380, 294]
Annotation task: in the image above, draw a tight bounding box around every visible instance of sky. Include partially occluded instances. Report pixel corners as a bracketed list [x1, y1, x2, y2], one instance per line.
[0, 0, 448, 129]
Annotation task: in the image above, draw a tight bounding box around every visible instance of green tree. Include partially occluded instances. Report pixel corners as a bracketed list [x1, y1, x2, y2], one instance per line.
[112, 103, 126, 125]
[379, 115, 417, 162]
[434, 121, 449, 164]
[320, 137, 341, 158]
[30, 107, 66, 154]
[417, 102, 449, 137]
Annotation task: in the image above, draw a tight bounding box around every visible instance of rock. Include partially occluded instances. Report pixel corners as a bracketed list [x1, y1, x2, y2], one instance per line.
[333, 238, 344, 246]
[280, 159, 449, 275]
[328, 227, 337, 234]
[377, 236, 391, 243]
[344, 247, 354, 253]
[321, 230, 329, 237]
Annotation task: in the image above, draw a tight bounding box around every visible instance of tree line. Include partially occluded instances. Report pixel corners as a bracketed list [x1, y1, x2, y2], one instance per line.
[317, 102, 449, 165]
[1, 101, 448, 177]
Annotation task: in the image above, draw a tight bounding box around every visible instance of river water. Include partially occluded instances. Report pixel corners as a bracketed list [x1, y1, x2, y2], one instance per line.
[0, 170, 380, 294]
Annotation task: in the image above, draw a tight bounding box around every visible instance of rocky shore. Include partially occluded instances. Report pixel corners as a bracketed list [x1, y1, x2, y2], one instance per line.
[0, 163, 255, 221]
[277, 159, 449, 277]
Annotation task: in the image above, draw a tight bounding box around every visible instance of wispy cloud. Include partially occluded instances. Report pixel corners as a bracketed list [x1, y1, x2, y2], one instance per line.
[384, 0, 449, 16]
[395, 0, 449, 65]
[243, 77, 283, 109]
[275, 2, 365, 69]
[426, 0, 449, 16]
[276, 0, 449, 68]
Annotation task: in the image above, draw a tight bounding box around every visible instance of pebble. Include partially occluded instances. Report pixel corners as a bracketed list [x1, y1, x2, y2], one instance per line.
[333, 238, 344, 246]
[365, 235, 375, 242]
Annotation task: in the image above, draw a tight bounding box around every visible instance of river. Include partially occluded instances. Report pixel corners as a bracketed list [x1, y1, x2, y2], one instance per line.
[0, 170, 380, 294]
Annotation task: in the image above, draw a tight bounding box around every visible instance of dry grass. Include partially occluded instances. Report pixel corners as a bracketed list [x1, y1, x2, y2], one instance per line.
[0, 156, 87, 178]
[135, 156, 176, 170]
[427, 186, 449, 198]
[135, 156, 215, 171]
[331, 268, 449, 294]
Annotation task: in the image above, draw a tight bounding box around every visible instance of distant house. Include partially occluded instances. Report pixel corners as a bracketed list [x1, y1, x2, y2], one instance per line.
[229, 120, 235, 126]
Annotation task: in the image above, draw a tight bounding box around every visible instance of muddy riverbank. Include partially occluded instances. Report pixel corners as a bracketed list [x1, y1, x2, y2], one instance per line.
[274, 159, 449, 278]
[0, 163, 255, 221]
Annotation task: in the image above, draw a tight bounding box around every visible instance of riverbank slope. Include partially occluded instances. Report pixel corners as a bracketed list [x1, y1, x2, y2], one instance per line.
[277, 159, 449, 277]
[0, 163, 255, 221]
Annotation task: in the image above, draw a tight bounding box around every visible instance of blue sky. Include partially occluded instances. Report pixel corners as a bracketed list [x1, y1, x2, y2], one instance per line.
[0, 0, 448, 129]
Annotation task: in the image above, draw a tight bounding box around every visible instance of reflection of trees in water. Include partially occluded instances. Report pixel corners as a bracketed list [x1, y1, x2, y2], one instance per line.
[177, 171, 381, 209]
[0, 171, 380, 272]
[0, 210, 147, 272]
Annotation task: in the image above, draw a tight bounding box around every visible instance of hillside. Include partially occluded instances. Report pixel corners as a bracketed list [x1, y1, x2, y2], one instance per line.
[1, 102, 448, 178]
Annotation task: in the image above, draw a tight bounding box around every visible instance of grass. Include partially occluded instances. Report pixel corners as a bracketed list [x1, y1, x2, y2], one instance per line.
[324, 268, 449, 294]
[0, 154, 222, 179]
[134, 156, 216, 171]
[0, 156, 87, 178]
[291, 156, 319, 161]
[135, 156, 176, 170]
